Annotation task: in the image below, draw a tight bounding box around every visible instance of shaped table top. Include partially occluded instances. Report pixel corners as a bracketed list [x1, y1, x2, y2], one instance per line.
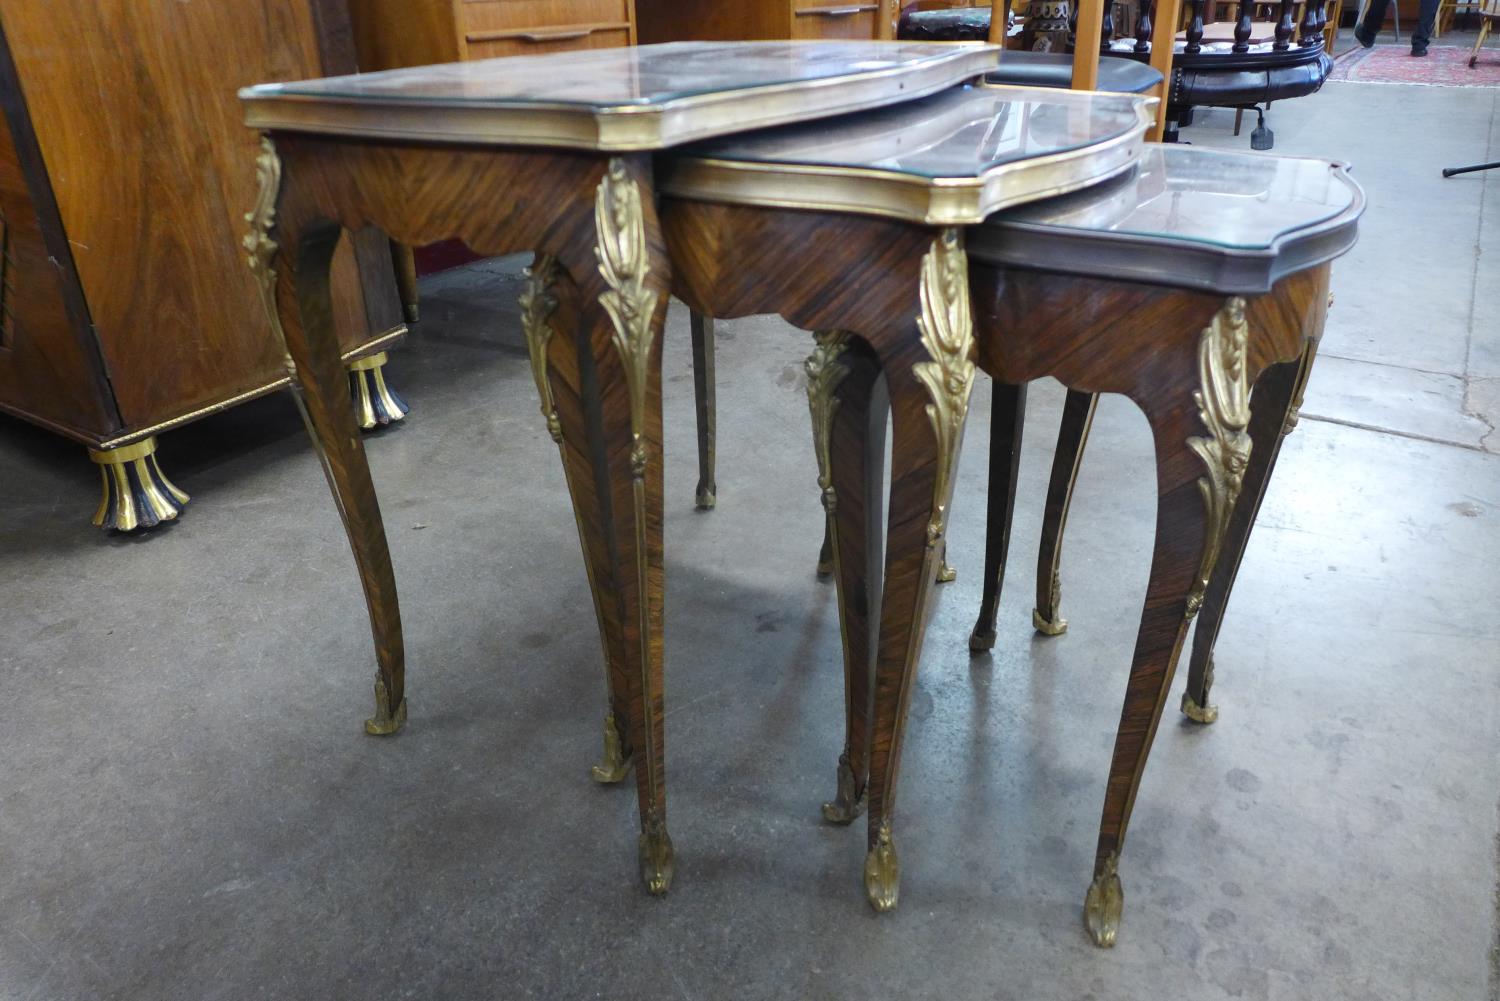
[240, 41, 1001, 152]
[971, 144, 1365, 293]
[659, 83, 1156, 226]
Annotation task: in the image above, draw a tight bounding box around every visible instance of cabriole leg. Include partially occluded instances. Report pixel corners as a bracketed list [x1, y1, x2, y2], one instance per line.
[520, 253, 633, 783]
[1087, 299, 1253, 946]
[808, 332, 886, 826]
[968, 379, 1028, 651]
[690, 309, 717, 510]
[576, 157, 673, 894]
[1182, 337, 1318, 724]
[863, 229, 976, 913]
[243, 136, 406, 736]
[1033, 389, 1097, 637]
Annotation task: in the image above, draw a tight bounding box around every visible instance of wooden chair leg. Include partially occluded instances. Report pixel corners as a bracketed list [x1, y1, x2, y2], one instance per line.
[968, 378, 1028, 652]
[690, 309, 717, 510]
[1471, 18, 1490, 65]
[1033, 389, 1098, 636]
[809, 333, 887, 825]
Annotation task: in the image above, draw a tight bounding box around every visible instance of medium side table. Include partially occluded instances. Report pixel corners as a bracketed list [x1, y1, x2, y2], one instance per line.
[659, 82, 1153, 910]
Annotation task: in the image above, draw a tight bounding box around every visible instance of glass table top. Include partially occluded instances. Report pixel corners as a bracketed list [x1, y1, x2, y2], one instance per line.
[970, 144, 1365, 292]
[995, 144, 1361, 250]
[240, 41, 1003, 152]
[661, 83, 1154, 225]
[247, 41, 991, 108]
[680, 83, 1149, 180]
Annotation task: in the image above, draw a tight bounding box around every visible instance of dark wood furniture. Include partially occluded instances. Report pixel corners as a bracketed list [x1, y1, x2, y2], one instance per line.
[661, 82, 1153, 911]
[964, 144, 1362, 945]
[635, 0, 898, 42]
[237, 40, 1001, 892]
[0, 2, 405, 531]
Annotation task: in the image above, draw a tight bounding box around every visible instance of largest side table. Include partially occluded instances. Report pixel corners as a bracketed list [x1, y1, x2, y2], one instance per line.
[235, 40, 1000, 895]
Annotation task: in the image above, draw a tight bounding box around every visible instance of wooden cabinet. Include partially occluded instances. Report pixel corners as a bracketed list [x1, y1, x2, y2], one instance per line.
[0, 2, 405, 531]
[636, 0, 898, 42]
[347, 0, 638, 69]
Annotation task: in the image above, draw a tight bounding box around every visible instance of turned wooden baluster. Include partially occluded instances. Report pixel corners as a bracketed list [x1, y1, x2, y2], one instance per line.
[1185, 0, 1207, 51]
[1299, 0, 1323, 43]
[1233, 0, 1254, 50]
[1274, 0, 1296, 46]
[1135, 0, 1155, 50]
[1100, 0, 1115, 50]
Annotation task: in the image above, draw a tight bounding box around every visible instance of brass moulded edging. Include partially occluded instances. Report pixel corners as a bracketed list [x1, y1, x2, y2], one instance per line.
[658, 107, 1153, 226]
[238, 45, 1002, 152]
[93, 326, 407, 451]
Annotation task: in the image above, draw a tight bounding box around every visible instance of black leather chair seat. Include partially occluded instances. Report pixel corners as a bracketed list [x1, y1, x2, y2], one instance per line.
[987, 51, 1163, 93]
[1171, 50, 1334, 108]
[898, 6, 996, 40]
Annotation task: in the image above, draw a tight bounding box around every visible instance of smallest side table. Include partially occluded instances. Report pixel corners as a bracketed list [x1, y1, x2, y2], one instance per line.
[966, 143, 1364, 946]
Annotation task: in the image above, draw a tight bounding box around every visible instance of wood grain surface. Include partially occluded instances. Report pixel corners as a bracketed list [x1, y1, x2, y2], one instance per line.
[0, 19, 117, 439]
[0, 1, 383, 431]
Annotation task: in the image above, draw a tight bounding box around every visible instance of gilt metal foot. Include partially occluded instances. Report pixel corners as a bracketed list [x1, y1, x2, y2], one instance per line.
[936, 559, 957, 583]
[821, 754, 867, 825]
[590, 711, 634, 784]
[1034, 569, 1068, 635]
[349, 351, 409, 430]
[1032, 607, 1068, 636]
[1181, 691, 1219, 724]
[89, 436, 189, 532]
[695, 484, 716, 510]
[816, 530, 834, 577]
[638, 813, 675, 895]
[968, 626, 997, 652]
[1182, 655, 1219, 724]
[364, 675, 408, 736]
[1083, 853, 1123, 947]
[863, 821, 900, 913]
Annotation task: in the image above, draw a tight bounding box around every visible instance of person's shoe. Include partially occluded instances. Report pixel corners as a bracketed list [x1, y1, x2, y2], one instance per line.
[1411, 44, 1429, 55]
[1354, 22, 1377, 46]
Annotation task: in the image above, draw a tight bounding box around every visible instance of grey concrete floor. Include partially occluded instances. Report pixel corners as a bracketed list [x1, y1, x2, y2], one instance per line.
[2, 76, 1498, 1001]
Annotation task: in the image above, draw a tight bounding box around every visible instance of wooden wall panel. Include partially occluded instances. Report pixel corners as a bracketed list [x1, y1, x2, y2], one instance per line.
[0, 2, 376, 430]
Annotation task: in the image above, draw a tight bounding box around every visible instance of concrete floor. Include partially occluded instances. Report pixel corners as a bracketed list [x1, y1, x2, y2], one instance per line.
[1, 72, 1498, 1001]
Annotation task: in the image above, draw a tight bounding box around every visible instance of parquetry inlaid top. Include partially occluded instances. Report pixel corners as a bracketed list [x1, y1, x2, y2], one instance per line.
[971, 145, 1365, 292]
[240, 41, 1002, 152]
[659, 84, 1157, 225]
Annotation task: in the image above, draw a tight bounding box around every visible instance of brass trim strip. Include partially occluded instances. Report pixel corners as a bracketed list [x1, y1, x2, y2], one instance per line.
[93, 326, 406, 450]
[240, 46, 1001, 152]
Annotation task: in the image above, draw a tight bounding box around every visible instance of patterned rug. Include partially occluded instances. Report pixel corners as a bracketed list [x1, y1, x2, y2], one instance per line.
[1329, 43, 1500, 85]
